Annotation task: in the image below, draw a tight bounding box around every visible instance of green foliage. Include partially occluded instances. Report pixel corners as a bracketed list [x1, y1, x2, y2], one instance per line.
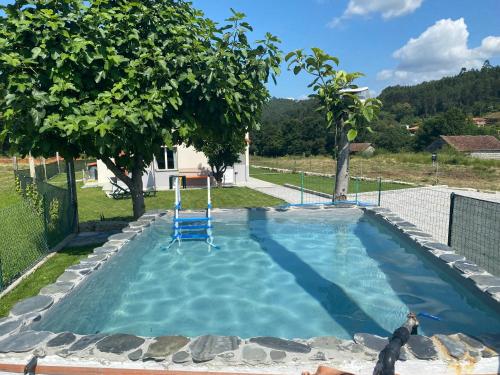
[0, 0, 281, 218]
[285, 48, 381, 138]
[379, 65, 500, 117]
[199, 134, 245, 186]
[250, 98, 334, 157]
[16, 178, 44, 216]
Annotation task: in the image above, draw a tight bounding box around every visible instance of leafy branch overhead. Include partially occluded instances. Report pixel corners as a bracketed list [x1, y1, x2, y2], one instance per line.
[0, 0, 281, 218]
[285, 48, 381, 141]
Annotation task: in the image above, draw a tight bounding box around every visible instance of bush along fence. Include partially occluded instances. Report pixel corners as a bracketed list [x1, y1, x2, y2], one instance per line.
[0, 171, 77, 291]
[449, 194, 500, 276]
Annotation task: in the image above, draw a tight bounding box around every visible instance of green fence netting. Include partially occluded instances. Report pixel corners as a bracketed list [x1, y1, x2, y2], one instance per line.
[0, 200, 48, 290]
[449, 194, 500, 277]
[0, 172, 77, 291]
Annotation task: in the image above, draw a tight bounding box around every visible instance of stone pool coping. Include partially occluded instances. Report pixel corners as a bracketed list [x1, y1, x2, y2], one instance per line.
[0, 206, 499, 375]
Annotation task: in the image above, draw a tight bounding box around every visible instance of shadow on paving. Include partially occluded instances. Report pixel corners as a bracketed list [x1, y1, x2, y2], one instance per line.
[246, 209, 390, 338]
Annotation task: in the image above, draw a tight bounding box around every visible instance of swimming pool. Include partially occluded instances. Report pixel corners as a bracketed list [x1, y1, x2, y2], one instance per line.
[34, 208, 500, 339]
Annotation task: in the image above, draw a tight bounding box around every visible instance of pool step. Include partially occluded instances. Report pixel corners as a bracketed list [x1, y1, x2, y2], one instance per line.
[178, 224, 212, 230]
[174, 217, 210, 223]
[177, 233, 210, 239]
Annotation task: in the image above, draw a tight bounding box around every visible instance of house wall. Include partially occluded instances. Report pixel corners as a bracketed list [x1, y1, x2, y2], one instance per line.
[470, 152, 500, 160]
[96, 143, 250, 192]
[361, 146, 375, 157]
[177, 144, 210, 172]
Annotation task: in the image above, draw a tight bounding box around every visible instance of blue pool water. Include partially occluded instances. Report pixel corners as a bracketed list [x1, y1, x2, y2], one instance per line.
[34, 209, 500, 339]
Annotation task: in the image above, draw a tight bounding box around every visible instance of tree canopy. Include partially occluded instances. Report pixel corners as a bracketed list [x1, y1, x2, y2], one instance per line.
[285, 48, 381, 198]
[0, 0, 281, 217]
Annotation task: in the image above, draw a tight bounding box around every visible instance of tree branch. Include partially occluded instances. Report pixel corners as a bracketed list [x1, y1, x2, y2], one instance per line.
[101, 156, 132, 187]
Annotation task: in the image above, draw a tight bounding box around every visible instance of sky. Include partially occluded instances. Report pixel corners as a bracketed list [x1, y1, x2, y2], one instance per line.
[1, 0, 499, 99]
[190, 0, 500, 98]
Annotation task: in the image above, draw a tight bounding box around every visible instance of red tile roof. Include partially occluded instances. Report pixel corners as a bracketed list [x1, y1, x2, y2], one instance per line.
[440, 135, 500, 152]
[350, 143, 373, 152]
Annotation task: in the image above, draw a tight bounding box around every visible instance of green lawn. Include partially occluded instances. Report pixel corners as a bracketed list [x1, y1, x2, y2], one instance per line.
[250, 166, 410, 195]
[0, 244, 100, 317]
[78, 184, 284, 222]
[0, 165, 20, 209]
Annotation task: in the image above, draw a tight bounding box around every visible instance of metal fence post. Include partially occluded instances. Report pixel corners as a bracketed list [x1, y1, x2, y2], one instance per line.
[300, 172, 304, 205]
[377, 177, 382, 207]
[42, 194, 49, 241]
[447, 193, 455, 247]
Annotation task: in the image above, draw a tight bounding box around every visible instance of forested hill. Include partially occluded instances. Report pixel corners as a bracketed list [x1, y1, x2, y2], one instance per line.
[251, 65, 500, 156]
[379, 64, 500, 117]
[251, 98, 334, 156]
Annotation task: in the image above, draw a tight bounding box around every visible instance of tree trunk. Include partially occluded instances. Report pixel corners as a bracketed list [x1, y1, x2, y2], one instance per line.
[211, 165, 226, 187]
[130, 163, 145, 219]
[334, 122, 350, 200]
[101, 155, 145, 219]
[66, 157, 79, 232]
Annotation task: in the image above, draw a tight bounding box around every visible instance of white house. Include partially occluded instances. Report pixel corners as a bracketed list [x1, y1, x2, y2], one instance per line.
[96, 142, 250, 192]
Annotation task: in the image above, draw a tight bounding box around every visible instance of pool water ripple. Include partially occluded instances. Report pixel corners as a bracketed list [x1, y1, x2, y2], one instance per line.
[34, 209, 500, 339]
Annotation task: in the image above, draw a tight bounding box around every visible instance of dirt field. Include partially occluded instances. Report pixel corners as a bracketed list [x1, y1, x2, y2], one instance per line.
[251, 153, 500, 191]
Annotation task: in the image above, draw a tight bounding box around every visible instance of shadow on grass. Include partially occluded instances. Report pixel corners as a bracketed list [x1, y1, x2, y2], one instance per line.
[0, 243, 104, 317]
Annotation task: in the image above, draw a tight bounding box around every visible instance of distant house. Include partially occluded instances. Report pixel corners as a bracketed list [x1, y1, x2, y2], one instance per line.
[427, 135, 500, 160]
[350, 143, 375, 156]
[407, 125, 420, 135]
[472, 117, 487, 127]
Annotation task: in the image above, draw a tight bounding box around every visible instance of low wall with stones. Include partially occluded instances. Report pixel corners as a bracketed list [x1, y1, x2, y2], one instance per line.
[0, 207, 499, 375]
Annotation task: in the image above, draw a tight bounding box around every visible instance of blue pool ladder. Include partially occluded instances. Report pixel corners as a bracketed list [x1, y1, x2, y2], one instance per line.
[167, 176, 217, 250]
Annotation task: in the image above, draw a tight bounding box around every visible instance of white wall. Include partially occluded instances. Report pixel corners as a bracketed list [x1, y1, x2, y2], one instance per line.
[96, 142, 249, 192]
[96, 159, 118, 191]
[471, 152, 500, 160]
[177, 144, 210, 172]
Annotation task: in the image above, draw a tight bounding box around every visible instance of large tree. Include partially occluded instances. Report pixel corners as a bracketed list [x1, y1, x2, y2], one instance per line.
[1, 1, 280, 219]
[192, 9, 281, 186]
[286, 48, 381, 199]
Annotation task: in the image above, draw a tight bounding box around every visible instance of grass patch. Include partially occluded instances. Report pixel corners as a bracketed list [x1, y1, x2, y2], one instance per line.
[0, 164, 20, 209]
[78, 185, 285, 222]
[251, 153, 500, 191]
[0, 244, 100, 317]
[250, 166, 409, 194]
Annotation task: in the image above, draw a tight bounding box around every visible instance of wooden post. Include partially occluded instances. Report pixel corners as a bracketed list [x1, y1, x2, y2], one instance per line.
[28, 153, 36, 180]
[12, 156, 18, 171]
[66, 158, 79, 233]
[41, 157, 47, 181]
[56, 152, 61, 174]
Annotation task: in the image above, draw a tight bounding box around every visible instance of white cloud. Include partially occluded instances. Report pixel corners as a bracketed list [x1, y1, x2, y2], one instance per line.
[378, 18, 500, 85]
[329, 0, 423, 27]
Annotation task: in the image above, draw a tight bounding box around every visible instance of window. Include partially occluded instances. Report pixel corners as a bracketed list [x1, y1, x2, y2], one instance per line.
[154, 147, 177, 170]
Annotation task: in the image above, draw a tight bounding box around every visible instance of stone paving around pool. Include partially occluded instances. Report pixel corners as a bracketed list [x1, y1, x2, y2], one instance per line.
[0, 207, 499, 375]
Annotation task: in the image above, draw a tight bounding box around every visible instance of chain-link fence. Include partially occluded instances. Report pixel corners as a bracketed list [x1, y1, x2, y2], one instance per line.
[0, 201, 48, 290]
[249, 166, 411, 206]
[0, 172, 77, 291]
[449, 194, 500, 276]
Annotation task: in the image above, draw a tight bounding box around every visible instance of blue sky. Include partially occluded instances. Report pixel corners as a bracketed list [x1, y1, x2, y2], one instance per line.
[191, 0, 500, 98]
[1, 0, 499, 98]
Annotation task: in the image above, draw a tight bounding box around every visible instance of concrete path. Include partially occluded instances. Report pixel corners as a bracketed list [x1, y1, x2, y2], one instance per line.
[244, 177, 331, 205]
